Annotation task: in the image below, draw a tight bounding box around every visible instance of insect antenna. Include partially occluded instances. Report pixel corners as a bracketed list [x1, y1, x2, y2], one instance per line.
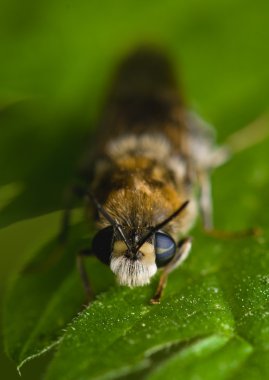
[87, 191, 132, 251]
[136, 200, 190, 250]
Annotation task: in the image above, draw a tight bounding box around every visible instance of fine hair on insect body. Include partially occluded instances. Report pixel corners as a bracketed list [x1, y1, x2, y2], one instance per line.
[59, 46, 267, 304]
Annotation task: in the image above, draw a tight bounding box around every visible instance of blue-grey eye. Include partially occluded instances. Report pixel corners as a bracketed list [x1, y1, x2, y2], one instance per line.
[155, 231, 176, 267]
[92, 226, 114, 265]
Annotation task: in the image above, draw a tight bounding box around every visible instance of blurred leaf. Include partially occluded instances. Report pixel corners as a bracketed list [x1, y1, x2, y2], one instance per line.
[0, 102, 91, 228]
[1, 0, 269, 228]
[147, 336, 252, 380]
[0, 182, 24, 212]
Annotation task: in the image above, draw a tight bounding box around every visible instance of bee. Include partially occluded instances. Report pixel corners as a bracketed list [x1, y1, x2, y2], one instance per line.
[60, 47, 267, 304]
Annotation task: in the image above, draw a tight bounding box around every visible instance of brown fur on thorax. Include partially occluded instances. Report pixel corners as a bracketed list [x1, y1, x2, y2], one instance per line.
[94, 154, 195, 241]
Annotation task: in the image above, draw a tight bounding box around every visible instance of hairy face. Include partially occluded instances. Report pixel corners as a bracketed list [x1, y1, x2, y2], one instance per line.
[110, 240, 157, 287]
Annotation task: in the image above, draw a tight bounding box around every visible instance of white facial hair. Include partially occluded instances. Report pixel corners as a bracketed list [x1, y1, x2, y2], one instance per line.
[110, 256, 157, 287]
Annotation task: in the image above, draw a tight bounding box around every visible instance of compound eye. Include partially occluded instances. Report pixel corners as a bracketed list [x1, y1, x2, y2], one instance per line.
[92, 226, 114, 265]
[155, 231, 176, 267]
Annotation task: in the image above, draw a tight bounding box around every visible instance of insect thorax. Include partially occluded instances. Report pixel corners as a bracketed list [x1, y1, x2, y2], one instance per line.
[91, 133, 197, 239]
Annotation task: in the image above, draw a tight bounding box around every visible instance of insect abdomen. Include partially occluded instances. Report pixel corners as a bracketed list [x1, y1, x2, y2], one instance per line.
[98, 47, 186, 146]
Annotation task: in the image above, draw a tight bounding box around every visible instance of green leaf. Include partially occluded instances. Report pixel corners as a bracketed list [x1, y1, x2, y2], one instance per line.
[147, 336, 252, 380]
[41, 231, 269, 380]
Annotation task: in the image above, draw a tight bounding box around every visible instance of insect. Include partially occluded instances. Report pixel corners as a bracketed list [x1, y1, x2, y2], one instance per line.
[60, 47, 267, 304]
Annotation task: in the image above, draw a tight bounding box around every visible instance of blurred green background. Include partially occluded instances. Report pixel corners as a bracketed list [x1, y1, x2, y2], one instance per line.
[0, 0, 269, 378]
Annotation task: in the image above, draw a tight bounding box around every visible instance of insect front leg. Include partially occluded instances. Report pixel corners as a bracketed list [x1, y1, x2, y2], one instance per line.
[197, 170, 213, 230]
[198, 170, 260, 239]
[150, 237, 192, 305]
[76, 248, 93, 304]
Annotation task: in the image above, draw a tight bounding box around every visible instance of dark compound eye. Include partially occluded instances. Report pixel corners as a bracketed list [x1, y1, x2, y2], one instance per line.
[92, 226, 114, 265]
[155, 231, 176, 267]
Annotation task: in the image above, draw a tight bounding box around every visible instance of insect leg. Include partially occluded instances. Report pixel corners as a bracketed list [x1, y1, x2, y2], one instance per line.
[76, 248, 93, 303]
[198, 170, 213, 230]
[224, 113, 269, 156]
[204, 227, 261, 239]
[150, 237, 192, 304]
[198, 172, 261, 239]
